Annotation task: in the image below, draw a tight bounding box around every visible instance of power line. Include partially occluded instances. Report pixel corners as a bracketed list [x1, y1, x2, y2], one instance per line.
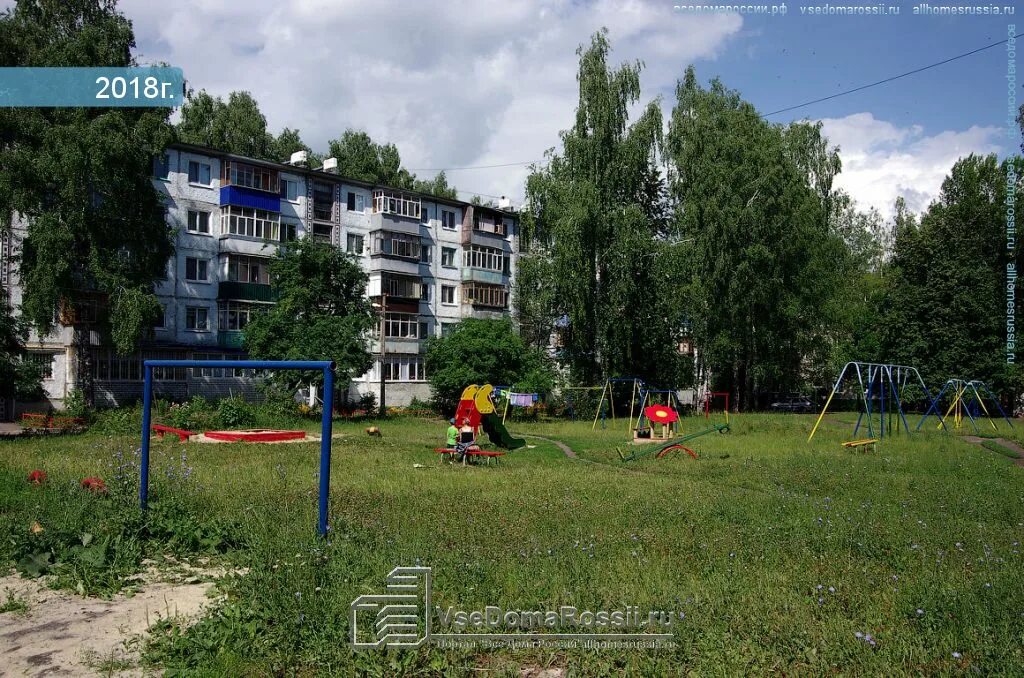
[408, 159, 539, 172]
[408, 37, 1009, 172]
[763, 36, 1009, 117]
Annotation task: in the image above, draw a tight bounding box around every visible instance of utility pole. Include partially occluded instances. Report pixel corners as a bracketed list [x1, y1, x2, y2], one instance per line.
[378, 291, 387, 418]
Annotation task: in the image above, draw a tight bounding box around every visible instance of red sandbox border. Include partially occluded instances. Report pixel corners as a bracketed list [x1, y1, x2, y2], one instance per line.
[203, 429, 308, 443]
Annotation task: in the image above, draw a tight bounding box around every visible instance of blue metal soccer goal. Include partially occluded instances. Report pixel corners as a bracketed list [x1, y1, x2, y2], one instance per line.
[139, 359, 336, 535]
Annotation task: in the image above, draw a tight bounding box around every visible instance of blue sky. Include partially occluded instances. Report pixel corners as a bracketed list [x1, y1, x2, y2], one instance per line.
[7, 0, 1016, 216]
[703, 9, 1013, 137]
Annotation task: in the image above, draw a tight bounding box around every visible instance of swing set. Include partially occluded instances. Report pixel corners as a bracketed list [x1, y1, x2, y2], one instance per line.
[808, 362, 941, 442]
[590, 377, 647, 430]
[917, 379, 1013, 433]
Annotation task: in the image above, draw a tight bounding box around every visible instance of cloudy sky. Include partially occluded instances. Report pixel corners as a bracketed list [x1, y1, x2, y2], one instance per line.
[49, 1, 1024, 215]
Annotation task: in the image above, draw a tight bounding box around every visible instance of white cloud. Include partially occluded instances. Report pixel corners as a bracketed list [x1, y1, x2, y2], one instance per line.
[819, 112, 1004, 217]
[116, 0, 741, 201]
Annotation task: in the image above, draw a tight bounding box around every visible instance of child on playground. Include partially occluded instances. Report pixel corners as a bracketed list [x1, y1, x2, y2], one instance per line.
[446, 418, 458, 449]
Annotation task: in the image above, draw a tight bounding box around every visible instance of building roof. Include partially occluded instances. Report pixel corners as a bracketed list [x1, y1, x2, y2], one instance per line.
[169, 142, 516, 217]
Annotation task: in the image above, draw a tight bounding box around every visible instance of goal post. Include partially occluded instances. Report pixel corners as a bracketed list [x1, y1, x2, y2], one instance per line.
[140, 359, 336, 536]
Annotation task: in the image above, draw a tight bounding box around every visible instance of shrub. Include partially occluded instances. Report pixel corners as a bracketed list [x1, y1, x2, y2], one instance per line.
[357, 392, 377, 413]
[217, 396, 255, 429]
[63, 387, 91, 421]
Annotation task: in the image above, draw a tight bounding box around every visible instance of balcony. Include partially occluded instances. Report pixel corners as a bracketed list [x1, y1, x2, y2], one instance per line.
[217, 281, 278, 302]
[461, 268, 505, 285]
[218, 330, 244, 349]
[220, 185, 281, 213]
[370, 211, 420, 236]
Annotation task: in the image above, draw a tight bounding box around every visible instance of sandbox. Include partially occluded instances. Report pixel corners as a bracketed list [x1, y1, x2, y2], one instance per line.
[199, 429, 313, 443]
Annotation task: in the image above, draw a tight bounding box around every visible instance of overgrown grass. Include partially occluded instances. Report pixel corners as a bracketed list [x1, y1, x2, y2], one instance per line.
[980, 439, 1022, 460]
[1, 412, 1022, 674]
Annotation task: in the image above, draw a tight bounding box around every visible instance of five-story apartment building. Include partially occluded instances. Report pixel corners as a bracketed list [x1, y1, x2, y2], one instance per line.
[3, 142, 518, 415]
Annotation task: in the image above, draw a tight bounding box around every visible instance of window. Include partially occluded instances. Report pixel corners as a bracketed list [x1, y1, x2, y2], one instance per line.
[380, 313, 428, 339]
[382, 358, 402, 381]
[441, 247, 456, 267]
[147, 351, 188, 381]
[281, 179, 300, 201]
[312, 223, 333, 242]
[185, 257, 208, 282]
[409, 357, 426, 381]
[227, 255, 270, 284]
[420, 282, 432, 302]
[220, 206, 281, 240]
[463, 283, 508, 308]
[187, 210, 210, 234]
[422, 204, 431, 223]
[441, 285, 456, 305]
[347, 192, 366, 212]
[347, 233, 364, 254]
[473, 213, 506, 235]
[188, 160, 212, 185]
[381, 356, 427, 381]
[441, 322, 458, 337]
[371, 231, 421, 259]
[192, 351, 255, 378]
[313, 181, 334, 221]
[280, 221, 298, 242]
[420, 245, 432, 264]
[222, 161, 279, 193]
[382, 274, 422, 299]
[153, 153, 170, 180]
[218, 302, 263, 331]
[372, 190, 420, 219]
[463, 245, 507, 273]
[185, 306, 209, 331]
[93, 352, 140, 381]
[153, 304, 166, 329]
[441, 210, 457, 230]
[25, 352, 55, 379]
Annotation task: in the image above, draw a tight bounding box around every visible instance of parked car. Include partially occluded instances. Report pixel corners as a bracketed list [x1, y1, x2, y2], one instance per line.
[770, 396, 813, 413]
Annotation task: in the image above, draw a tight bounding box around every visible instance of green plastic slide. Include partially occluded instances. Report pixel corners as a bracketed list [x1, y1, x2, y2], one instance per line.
[480, 413, 526, 450]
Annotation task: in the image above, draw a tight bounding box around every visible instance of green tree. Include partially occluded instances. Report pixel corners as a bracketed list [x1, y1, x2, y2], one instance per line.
[269, 127, 312, 164]
[176, 90, 312, 162]
[412, 170, 458, 200]
[242, 239, 374, 392]
[176, 90, 270, 158]
[882, 154, 1022, 395]
[423, 318, 554, 413]
[327, 130, 414, 187]
[666, 67, 849, 407]
[0, 0, 173, 374]
[519, 30, 681, 386]
[0, 298, 43, 400]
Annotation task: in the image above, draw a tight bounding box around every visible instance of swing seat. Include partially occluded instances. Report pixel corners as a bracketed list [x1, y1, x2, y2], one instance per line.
[842, 438, 878, 453]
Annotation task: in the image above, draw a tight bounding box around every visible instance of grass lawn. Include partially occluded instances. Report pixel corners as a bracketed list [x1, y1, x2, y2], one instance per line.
[1, 411, 1023, 675]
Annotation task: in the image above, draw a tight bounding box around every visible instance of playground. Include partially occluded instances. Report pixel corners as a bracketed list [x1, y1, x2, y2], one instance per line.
[2, 399, 1024, 675]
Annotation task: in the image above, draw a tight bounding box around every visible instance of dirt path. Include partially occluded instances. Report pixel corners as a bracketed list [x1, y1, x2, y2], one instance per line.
[519, 434, 577, 459]
[963, 436, 1024, 467]
[0, 562, 226, 677]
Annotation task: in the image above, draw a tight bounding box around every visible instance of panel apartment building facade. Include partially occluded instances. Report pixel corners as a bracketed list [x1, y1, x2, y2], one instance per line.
[3, 143, 518, 415]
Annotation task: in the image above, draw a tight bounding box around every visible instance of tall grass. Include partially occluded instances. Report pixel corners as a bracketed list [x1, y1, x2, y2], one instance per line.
[1, 413, 1022, 674]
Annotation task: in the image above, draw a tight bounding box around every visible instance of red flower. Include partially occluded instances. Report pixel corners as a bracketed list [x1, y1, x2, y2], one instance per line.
[27, 469, 47, 485]
[80, 477, 108, 494]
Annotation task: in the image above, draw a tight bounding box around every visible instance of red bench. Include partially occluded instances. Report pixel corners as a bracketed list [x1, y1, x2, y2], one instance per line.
[20, 413, 85, 431]
[433, 447, 506, 465]
[152, 424, 194, 441]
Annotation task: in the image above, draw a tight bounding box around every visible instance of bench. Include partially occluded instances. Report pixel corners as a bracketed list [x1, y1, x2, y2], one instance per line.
[842, 438, 878, 453]
[434, 447, 506, 465]
[153, 424, 195, 441]
[20, 413, 85, 432]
